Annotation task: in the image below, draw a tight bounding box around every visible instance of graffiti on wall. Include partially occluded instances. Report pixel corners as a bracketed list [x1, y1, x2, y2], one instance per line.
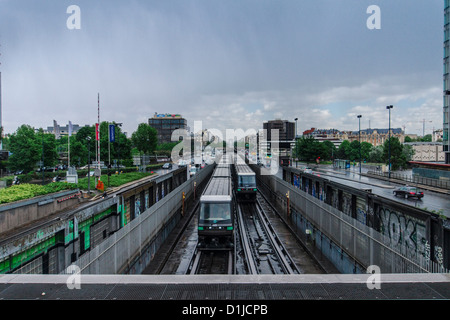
[341, 192, 352, 216]
[356, 198, 367, 225]
[332, 189, 339, 209]
[135, 198, 141, 217]
[286, 172, 444, 267]
[356, 207, 367, 225]
[293, 174, 301, 189]
[435, 245, 444, 265]
[377, 207, 428, 260]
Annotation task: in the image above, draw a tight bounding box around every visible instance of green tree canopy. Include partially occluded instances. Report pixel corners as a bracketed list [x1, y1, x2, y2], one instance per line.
[360, 142, 373, 162]
[348, 140, 360, 161]
[70, 123, 132, 167]
[131, 123, 158, 155]
[8, 125, 41, 172]
[40, 130, 59, 167]
[336, 140, 351, 160]
[320, 140, 336, 161]
[293, 136, 322, 162]
[382, 137, 407, 170]
[368, 145, 383, 163]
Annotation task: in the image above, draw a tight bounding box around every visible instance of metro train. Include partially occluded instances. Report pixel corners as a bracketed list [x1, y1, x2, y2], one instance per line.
[233, 163, 257, 202]
[197, 164, 234, 248]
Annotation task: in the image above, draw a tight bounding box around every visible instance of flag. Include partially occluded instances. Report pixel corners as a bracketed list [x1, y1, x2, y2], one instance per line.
[109, 124, 115, 142]
[68, 121, 73, 137]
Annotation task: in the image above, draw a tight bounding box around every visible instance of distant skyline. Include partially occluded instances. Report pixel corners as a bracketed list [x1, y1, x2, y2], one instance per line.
[0, 0, 444, 138]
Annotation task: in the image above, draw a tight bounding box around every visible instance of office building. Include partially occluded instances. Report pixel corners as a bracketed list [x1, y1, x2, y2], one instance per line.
[262, 119, 295, 165]
[148, 113, 187, 144]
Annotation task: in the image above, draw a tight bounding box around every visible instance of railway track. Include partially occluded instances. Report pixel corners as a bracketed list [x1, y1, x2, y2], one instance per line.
[146, 163, 322, 275]
[154, 194, 304, 275]
[187, 248, 234, 274]
[237, 197, 301, 275]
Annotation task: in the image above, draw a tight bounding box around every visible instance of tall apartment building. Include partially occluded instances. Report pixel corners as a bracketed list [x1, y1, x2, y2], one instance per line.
[444, 0, 450, 163]
[148, 113, 187, 144]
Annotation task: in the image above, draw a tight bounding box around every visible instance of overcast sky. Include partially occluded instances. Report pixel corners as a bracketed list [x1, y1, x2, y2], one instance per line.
[0, 0, 444, 138]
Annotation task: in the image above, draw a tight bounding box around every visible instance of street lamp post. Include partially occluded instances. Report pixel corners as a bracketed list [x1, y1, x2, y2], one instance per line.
[357, 115, 362, 175]
[386, 105, 393, 179]
[294, 118, 298, 167]
[41, 130, 44, 185]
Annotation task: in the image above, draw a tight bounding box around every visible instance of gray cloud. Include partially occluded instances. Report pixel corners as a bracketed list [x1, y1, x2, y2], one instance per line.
[0, 0, 444, 138]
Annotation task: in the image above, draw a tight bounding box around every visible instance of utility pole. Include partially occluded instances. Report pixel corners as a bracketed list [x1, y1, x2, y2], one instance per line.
[357, 115, 362, 175]
[386, 105, 393, 179]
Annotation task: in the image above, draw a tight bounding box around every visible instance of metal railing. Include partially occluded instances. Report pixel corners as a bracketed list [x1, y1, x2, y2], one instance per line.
[366, 170, 450, 190]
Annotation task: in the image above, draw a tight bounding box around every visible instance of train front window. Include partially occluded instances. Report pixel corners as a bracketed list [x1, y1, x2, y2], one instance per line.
[199, 203, 231, 223]
[239, 175, 256, 188]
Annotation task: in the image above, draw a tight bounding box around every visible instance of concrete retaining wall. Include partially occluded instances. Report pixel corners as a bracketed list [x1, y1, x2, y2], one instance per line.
[0, 190, 81, 234]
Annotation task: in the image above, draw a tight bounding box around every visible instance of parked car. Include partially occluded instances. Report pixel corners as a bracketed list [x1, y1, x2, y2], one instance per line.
[162, 163, 172, 170]
[393, 186, 424, 199]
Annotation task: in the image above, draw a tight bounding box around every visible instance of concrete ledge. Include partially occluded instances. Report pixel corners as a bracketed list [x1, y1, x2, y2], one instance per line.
[1, 273, 449, 284]
[0, 273, 449, 300]
[0, 189, 81, 234]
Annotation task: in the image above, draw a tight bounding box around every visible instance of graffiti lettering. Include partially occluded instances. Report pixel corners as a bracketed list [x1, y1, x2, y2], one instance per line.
[378, 208, 427, 260]
[435, 246, 444, 265]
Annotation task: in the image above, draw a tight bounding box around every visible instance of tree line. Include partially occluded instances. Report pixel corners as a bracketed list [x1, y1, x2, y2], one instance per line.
[292, 136, 415, 170]
[1, 122, 178, 173]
